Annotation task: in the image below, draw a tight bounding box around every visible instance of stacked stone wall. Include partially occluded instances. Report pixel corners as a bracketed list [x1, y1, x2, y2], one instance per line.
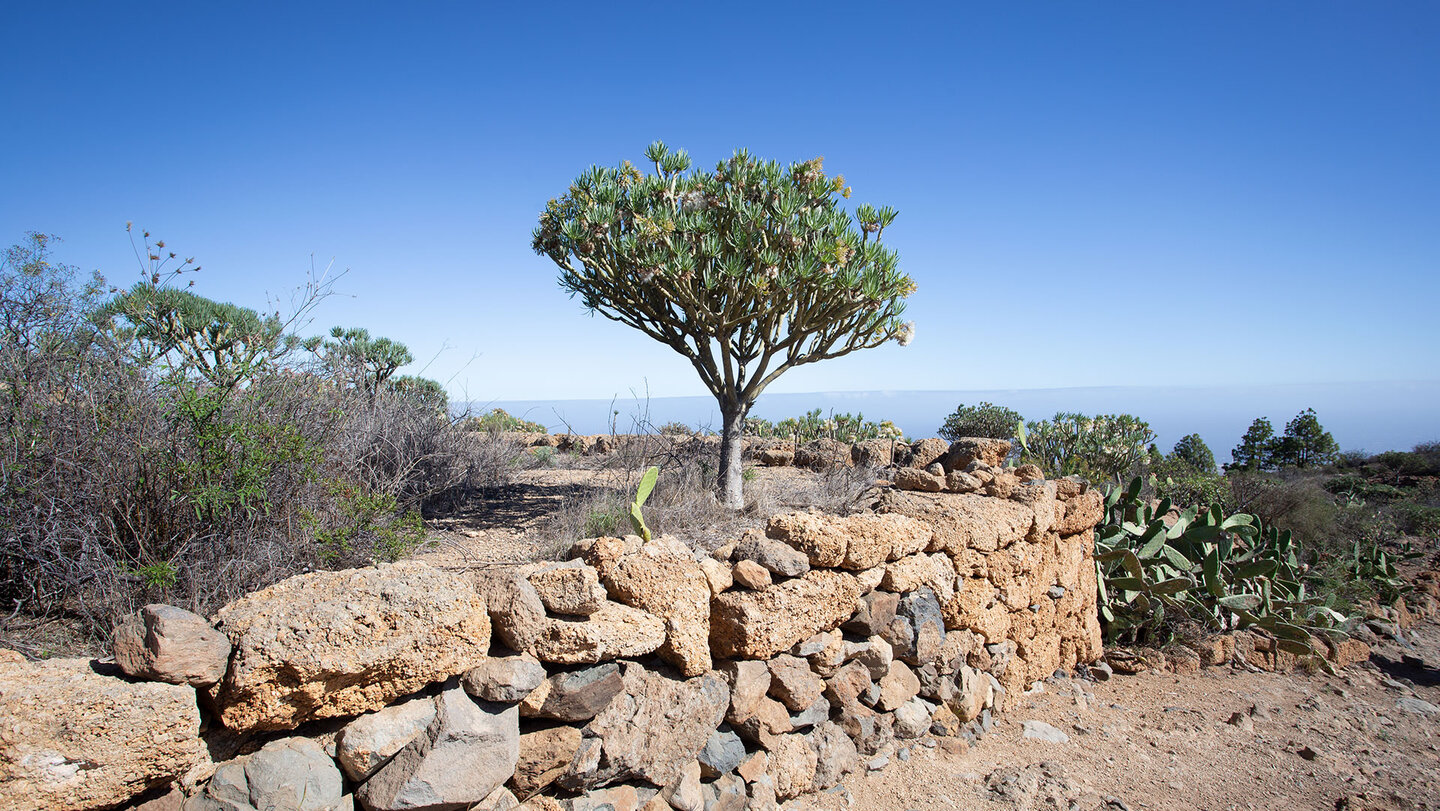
[0, 437, 1106, 811]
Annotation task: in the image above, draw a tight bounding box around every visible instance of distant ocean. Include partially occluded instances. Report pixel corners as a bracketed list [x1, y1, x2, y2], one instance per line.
[470, 381, 1439, 459]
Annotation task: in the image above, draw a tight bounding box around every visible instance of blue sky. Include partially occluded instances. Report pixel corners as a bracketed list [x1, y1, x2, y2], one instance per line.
[3, 2, 1437, 407]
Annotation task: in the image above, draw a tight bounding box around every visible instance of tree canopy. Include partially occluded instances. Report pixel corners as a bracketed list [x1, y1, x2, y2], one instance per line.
[533, 142, 915, 507]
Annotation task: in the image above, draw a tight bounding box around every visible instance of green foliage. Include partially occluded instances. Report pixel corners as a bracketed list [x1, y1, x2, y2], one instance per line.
[1392, 502, 1440, 539]
[582, 504, 627, 538]
[1020, 412, 1155, 483]
[129, 561, 179, 591]
[938, 402, 1023, 442]
[628, 466, 659, 542]
[533, 141, 916, 507]
[745, 409, 903, 444]
[311, 481, 426, 563]
[163, 381, 320, 523]
[1170, 434, 1216, 473]
[1095, 477, 1351, 662]
[469, 408, 546, 433]
[1339, 539, 1422, 606]
[657, 421, 694, 436]
[1274, 409, 1339, 469]
[532, 446, 557, 467]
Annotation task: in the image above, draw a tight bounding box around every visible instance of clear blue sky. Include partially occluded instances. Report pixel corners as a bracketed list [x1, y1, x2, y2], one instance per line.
[3, 2, 1437, 404]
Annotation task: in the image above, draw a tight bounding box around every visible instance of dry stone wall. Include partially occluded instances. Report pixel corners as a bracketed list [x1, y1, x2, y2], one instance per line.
[0, 438, 1107, 811]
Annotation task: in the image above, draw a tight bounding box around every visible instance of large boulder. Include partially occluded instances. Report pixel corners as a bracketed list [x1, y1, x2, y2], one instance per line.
[530, 602, 667, 666]
[210, 562, 491, 732]
[512, 726, 583, 795]
[0, 658, 205, 811]
[528, 561, 607, 617]
[732, 532, 810, 578]
[520, 663, 625, 722]
[602, 554, 713, 676]
[357, 684, 519, 811]
[875, 490, 1034, 554]
[575, 664, 729, 789]
[939, 438, 1013, 471]
[711, 570, 862, 660]
[764, 512, 930, 571]
[113, 604, 231, 686]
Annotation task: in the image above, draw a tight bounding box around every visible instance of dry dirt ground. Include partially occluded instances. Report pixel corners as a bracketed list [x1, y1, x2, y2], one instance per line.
[417, 465, 1440, 811]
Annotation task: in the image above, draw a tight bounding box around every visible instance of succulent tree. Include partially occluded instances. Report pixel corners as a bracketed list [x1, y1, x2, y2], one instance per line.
[533, 142, 916, 508]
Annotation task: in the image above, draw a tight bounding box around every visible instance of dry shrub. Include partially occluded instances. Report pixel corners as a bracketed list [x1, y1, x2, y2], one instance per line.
[0, 235, 525, 650]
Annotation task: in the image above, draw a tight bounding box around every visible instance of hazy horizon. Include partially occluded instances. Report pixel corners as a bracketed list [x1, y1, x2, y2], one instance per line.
[474, 379, 1438, 461]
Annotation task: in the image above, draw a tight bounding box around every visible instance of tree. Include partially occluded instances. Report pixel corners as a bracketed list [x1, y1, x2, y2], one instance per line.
[533, 142, 915, 508]
[1229, 418, 1275, 471]
[1169, 433, 1216, 472]
[315, 326, 413, 399]
[1276, 408, 1338, 468]
[938, 402, 1023, 442]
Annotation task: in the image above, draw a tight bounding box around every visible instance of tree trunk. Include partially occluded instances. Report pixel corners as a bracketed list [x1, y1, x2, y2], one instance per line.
[717, 399, 748, 510]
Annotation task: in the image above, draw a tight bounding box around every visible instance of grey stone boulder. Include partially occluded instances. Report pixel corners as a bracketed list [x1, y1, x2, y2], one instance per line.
[335, 696, 436, 782]
[357, 684, 519, 811]
[888, 588, 946, 666]
[463, 651, 546, 703]
[520, 663, 625, 722]
[732, 534, 810, 578]
[808, 721, 859, 791]
[114, 604, 232, 686]
[243, 738, 344, 811]
[581, 663, 730, 789]
[185, 737, 344, 811]
[893, 698, 933, 739]
[697, 727, 746, 779]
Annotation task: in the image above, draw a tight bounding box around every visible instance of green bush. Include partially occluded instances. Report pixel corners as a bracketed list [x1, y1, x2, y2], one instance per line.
[937, 402, 1022, 442]
[1392, 502, 1440, 539]
[1019, 412, 1155, 483]
[468, 408, 546, 433]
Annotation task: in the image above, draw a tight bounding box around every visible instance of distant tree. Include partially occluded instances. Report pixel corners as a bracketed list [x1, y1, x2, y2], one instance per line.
[533, 142, 915, 508]
[1228, 417, 1275, 472]
[1170, 433, 1216, 472]
[938, 402, 1023, 442]
[1275, 408, 1339, 468]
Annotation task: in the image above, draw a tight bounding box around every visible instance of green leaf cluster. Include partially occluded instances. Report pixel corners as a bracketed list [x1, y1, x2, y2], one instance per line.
[1096, 476, 1354, 664]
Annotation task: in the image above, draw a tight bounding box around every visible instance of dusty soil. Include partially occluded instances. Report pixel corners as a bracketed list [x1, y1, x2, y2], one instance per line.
[418, 465, 1440, 811]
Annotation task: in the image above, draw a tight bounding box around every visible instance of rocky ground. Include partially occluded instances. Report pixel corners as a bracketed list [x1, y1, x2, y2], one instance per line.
[419, 464, 1440, 811]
